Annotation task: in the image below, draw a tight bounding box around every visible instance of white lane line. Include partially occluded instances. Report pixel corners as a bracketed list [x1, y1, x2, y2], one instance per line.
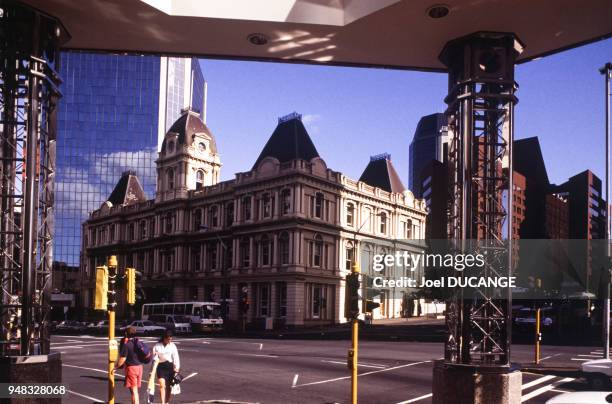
[550, 389, 570, 394]
[52, 346, 83, 350]
[570, 358, 590, 361]
[236, 353, 278, 358]
[520, 377, 574, 402]
[521, 375, 556, 390]
[67, 389, 104, 403]
[292, 374, 299, 388]
[293, 360, 431, 388]
[259, 343, 263, 351]
[321, 360, 385, 369]
[183, 372, 198, 382]
[395, 393, 433, 404]
[539, 353, 561, 362]
[62, 363, 125, 379]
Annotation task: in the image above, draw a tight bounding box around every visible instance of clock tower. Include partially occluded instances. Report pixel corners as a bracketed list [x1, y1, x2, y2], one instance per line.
[156, 108, 221, 201]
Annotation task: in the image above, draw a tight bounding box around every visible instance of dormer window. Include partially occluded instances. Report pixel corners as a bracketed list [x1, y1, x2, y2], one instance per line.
[167, 140, 175, 153]
[196, 170, 205, 190]
[198, 142, 206, 152]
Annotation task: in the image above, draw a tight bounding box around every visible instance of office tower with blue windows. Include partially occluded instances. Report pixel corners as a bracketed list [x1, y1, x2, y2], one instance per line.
[56, 53, 206, 267]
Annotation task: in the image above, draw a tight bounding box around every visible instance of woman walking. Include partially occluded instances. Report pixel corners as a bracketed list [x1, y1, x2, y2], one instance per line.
[153, 329, 180, 403]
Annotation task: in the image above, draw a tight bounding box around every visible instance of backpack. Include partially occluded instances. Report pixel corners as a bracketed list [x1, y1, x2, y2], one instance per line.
[133, 338, 153, 364]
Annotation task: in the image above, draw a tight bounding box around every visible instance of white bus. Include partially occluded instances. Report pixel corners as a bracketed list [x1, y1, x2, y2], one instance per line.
[141, 301, 223, 332]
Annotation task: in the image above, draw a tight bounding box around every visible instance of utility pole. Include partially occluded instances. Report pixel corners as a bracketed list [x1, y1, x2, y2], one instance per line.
[350, 262, 360, 404]
[601, 62, 612, 360]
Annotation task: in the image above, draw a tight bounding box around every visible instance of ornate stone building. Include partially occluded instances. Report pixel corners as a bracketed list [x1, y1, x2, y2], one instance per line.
[80, 110, 427, 327]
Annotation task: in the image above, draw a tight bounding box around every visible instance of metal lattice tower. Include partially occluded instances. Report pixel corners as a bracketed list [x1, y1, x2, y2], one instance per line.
[441, 32, 523, 366]
[0, 1, 66, 356]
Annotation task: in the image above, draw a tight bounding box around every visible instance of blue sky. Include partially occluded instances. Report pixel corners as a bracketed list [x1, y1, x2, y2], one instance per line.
[200, 38, 611, 187]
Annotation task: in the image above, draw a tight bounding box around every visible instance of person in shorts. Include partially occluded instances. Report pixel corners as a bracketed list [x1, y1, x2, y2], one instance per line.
[153, 329, 181, 403]
[117, 326, 143, 404]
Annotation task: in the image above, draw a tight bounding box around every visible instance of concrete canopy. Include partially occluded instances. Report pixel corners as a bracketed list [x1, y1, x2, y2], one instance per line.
[22, 0, 612, 71]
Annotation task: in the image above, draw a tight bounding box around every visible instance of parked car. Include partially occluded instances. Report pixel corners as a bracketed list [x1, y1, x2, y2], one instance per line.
[546, 391, 612, 404]
[148, 314, 191, 333]
[55, 320, 87, 334]
[514, 307, 554, 328]
[90, 320, 110, 334]
[581, 358, 612, 389]
[119, 320, 165, 335]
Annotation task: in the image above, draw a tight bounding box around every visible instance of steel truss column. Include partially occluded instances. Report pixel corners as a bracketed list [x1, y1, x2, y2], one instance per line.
[0, 0, 68, 356]
[441, 32, 523, 366]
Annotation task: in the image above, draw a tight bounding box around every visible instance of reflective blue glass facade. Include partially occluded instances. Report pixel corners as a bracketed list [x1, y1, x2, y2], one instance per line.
[56, 52, 205, 266]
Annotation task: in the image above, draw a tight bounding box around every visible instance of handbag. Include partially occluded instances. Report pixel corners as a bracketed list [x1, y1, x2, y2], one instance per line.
[170, 372, 183, 386]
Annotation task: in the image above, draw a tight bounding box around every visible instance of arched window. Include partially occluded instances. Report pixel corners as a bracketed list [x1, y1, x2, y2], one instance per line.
[379, 212, 387, 234]
[279, 232, 289, 265]
[281, 188, 291, 215]
[406, 219, 413, 239]
[128, 223, 135, 241]
[346, 202, 355, 226]
[262, 193, 273, 218]
[167, 140, 175, 153]
[196, 170, 205, 190]
[167, 168, 175, 190]
[260, 235, 271, 266]
[193, 209, 202, 231]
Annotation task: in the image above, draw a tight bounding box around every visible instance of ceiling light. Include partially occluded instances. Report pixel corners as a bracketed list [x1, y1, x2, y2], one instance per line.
[427, 5, 450, 19]
[247, 33, 269, 46]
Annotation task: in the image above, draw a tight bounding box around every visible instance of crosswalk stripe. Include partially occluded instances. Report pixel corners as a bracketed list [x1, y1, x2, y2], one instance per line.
[521, 375, 556, 390]
[521, 377, 574, 402]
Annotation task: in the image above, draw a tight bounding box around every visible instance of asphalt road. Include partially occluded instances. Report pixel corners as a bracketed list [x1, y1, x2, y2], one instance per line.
[52, 334, 608, 404]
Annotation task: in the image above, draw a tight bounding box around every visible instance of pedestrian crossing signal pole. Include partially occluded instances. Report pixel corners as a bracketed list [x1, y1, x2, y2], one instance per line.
[535, 278, 542, 365]
[107, 255, 118, 404]
[345, 263, 361, 404]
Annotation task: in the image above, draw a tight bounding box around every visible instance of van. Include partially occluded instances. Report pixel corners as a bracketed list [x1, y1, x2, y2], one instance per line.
[148, 314, 191, 333]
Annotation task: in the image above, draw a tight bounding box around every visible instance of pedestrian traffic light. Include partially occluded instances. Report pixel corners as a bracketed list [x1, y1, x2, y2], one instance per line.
[94, 265, 108, 310]
[345, 273, 360, 319]
[126, 267, 136, 305]
[364, 299, 380, 313]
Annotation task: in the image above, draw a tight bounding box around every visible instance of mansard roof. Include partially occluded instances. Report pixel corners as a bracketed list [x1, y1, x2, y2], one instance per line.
[107, 170, 147, 206]
[359, 153, 406, 193]
[253, 112, 320, 169]
[161, 108, 217, 154]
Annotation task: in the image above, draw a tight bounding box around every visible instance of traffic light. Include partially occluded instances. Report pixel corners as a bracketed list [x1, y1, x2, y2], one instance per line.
[94, 266, 108, 310]
[344, 273, 360, 320]
[126, 267, 136, 305]
[364, 300, 380, 313]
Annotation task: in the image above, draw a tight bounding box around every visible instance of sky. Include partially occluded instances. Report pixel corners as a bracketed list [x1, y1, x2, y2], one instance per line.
[200, 38, 611, 188]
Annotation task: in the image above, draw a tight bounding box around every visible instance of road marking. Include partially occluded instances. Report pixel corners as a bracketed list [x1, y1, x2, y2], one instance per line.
[259, 343, 263, 351]
[577, 354, 602, 357]
[236, 353, 278, 358]
[183, 372, 198, 381]
[521, 377, 574, 402]
[395, 393, 433, 403]
[521, 375, 556, 390]
[550, 388, 570, 394]
[52, 346, 83, 350]
[293, 360, 431, 388]
[570, 358, 590, 361]
[62, 363, 125, 379]
[539, 353, 561, 362]
[321, 360, 385, 369]
[67, 389, 104, 402]
[292, 374, 299, 388]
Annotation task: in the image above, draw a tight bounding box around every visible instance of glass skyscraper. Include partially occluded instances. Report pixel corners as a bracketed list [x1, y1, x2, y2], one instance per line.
[56, 52, 206, 266]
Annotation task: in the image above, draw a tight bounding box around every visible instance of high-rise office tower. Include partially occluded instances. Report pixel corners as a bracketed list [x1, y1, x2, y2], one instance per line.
[55, 52, 206, 266]
[408, 113, 448, 198]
